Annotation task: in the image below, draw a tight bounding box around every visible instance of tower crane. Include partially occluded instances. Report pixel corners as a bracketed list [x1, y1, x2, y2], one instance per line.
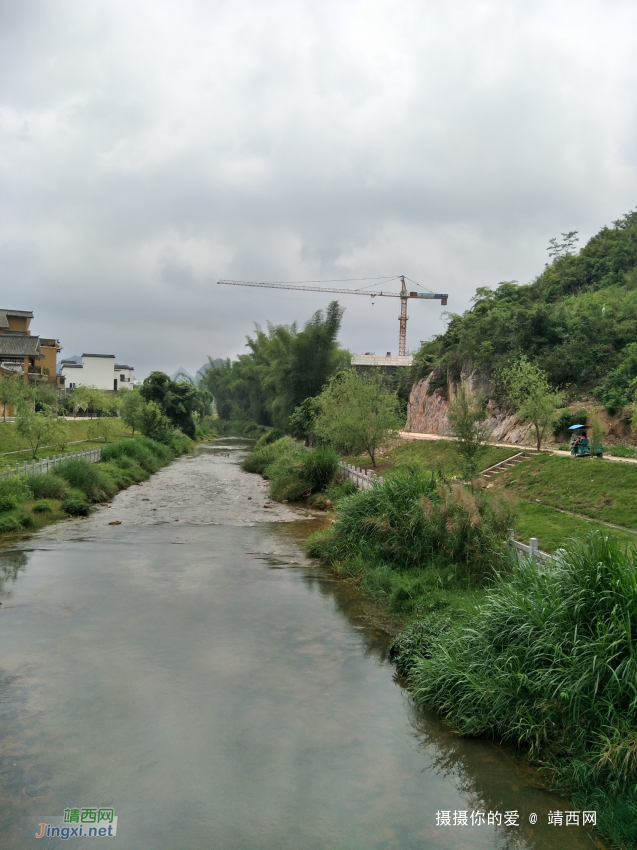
[217, 276, 448, 356]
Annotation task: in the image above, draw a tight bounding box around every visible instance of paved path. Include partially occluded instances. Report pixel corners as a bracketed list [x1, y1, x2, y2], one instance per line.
[399, 431, 637, 466]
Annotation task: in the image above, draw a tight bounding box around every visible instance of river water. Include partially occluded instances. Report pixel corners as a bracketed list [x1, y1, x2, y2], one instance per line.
[0, 440, 602, 850]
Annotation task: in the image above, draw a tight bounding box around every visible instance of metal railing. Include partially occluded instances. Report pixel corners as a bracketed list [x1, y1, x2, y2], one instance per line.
[0, 447, 103, 479]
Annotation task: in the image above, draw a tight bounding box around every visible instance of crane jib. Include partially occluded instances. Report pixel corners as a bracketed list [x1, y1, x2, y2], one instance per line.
[217, 280, 447, 301]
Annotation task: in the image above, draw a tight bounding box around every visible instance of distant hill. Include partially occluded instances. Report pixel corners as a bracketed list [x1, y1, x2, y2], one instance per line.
[171, 367, 196, 384]
[412, 209, 637, 410]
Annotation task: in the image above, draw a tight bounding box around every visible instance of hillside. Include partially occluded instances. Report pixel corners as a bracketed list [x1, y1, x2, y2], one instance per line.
[412, 209, 637, 410]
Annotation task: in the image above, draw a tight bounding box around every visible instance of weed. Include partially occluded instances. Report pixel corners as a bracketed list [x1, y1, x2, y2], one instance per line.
[32, 499, 53, 513]
[61, 496, 90, 517]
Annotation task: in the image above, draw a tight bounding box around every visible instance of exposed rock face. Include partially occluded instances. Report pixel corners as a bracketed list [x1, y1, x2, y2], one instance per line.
[406, 367, 536, 446]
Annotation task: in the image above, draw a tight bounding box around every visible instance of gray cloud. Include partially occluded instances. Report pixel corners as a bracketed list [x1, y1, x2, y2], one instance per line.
[1, 0, 636, 375]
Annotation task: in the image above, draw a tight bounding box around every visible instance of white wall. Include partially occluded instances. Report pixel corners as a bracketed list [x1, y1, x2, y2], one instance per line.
[114, 365, 134, 390]
[61, 354, 116, 391]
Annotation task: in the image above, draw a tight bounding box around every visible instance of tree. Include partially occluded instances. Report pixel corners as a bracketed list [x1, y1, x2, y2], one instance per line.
[71, 386, 105, 418]
[199, 301, 347, 429]
[120, 389, 146, 435]
[0, 376, 19, 422]
[447, 384, 492, 482]
[139, 401, 174, 444]
[33, 383, 59, 413]
[503, 357, 564, 451]
[547, 230, 579, 259]
[313, 370, 402, 466]
[289, 397, 321, 445]
[140, 372, 210, 438]
[16, 411, 68, 459]
[87, 417, 126, 443]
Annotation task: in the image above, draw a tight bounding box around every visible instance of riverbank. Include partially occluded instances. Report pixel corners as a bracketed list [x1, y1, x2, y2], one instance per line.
[0, 433, 193, 541]
[242, 435, 631, 849]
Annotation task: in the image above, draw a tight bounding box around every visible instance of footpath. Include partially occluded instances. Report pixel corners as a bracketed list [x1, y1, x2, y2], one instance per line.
[399, 431, 637, 466]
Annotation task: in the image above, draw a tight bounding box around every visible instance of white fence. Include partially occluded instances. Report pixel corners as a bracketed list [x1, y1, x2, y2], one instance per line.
[1, 447, 103, 479]
[507, 529, 554, 563]
[337, 460, 384, 491]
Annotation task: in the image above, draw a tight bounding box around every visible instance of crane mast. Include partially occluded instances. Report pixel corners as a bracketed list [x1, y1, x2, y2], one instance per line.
[217, 276, 448, 356]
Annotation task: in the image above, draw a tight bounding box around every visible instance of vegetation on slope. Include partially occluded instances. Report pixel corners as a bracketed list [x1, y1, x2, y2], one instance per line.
[0, 435, 193, 538]
[405, 533, 637, 849]
[412, 209, 637, 406]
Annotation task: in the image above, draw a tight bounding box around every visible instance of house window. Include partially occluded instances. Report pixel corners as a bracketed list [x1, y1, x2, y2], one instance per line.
[120, 374, 125, 381]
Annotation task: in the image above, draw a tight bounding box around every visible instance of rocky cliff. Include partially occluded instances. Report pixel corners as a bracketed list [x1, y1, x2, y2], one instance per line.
[405, 367, 536, 446]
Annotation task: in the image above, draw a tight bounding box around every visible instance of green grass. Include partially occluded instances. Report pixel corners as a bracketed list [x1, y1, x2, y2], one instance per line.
[346, 438, 520, 477]
[406, 533, 637, 849]
[496, 452, 637, 530]
[513, 500, 637, 553]
[0, 434, 194, 540]
[0, 419, 116, 455]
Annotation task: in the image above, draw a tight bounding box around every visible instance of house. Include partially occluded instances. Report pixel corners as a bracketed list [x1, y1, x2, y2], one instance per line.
[0, 308, 63, 387]
[60, 354, 134, 391]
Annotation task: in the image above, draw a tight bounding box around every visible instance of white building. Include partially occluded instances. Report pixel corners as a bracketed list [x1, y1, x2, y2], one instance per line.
[60, 354, 135, 391]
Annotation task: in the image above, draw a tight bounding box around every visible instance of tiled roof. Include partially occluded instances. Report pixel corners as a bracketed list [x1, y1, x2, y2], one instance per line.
[0, 334, 41, 357]
[83, 353, 115, 358]
[115, 364, 133, 370]
[0, 309, 34, 328]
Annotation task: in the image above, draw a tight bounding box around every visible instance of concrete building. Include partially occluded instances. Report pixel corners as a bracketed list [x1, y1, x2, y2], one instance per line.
[0, 308, 63, 387]
[60, 354, 134, 391]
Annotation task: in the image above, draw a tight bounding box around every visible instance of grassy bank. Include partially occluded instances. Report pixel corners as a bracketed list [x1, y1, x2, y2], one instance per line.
[302, 467, 636, 848]
[0, 434, 193, 539]
[242, 433, 351, 505]
[345, 438, 519, 476]
[495, 451, 637, 529]
[241, 434, 636, 846]
[403, 533, 637, 849]
[0, 418, 114, 456]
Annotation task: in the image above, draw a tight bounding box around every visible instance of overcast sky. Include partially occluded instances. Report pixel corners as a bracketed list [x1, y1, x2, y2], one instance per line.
[1, 0, 636, 377]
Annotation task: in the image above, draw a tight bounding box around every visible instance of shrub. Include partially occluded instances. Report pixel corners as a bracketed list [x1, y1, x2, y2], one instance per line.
[409, 532, 637, 847]
[0, 495, 20, 513]
[242, 437, 296, 474]
[0, 514, 23, 533]
[32, 499, 53, 513]
[552, 407, 589, 437]
[608, 444, 637, 458]
[170, 433, 194, 456]
[0, 476, 31, 511]
[306, 469, 513, 583]
[61, 496, 90, 516]
[302, 446, 338, 492]
[254, 429, 286, 450]
[53, 459, 118, 502]
[27, 473, 70, 501]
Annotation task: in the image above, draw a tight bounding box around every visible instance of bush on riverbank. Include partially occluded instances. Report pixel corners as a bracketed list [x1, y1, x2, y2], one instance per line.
[243, 436, 339, 502]
[0, 434, 194, 536]
[403, 532, 637, 849]
[308, 469, 512, 576]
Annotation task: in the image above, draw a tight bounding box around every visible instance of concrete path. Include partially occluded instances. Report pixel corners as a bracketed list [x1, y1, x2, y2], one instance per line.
[399, 431, 637, 466]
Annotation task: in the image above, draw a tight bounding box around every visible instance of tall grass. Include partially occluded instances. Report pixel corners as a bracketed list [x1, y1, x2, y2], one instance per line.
[242, 437, 339, 501]
[307, 469, 512, 580]
[407, 532, 637, 848]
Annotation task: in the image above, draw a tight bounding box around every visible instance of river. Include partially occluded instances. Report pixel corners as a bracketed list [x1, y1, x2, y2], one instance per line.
[0, 440, 601, 849]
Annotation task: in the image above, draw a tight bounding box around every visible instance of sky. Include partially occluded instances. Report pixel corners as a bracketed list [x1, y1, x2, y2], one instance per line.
[1, 0, 636, 378]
